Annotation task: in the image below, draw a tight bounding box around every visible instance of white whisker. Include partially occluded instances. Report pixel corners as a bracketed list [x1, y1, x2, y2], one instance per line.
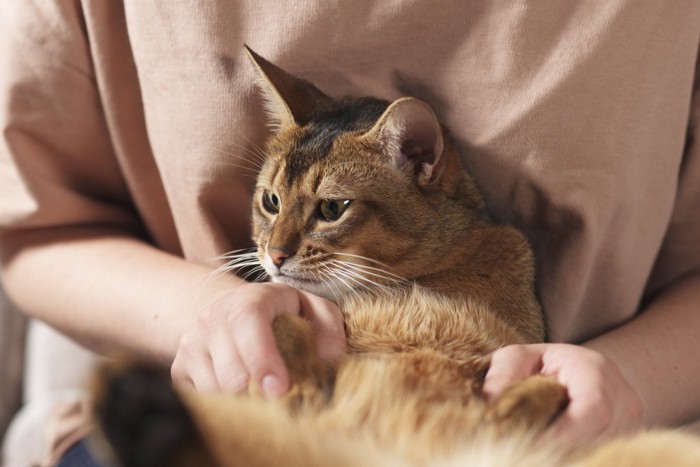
[320, 264, 353, 297]
[239, 134, 269, 163]
[331, 260, 407, 285]
[220, 140, 267, 167]
[209, 248, 267, 282]
[253, 270, 269, 283]
[215, 148, 263, 167]
[315, 269, 341, 303]
[227, 135, 267, 162]
[214, 161, 262, 175]
[241, 266, 268, 283]
[216, 247, 257, 259]
[332, 274, 362, 300]
[322, 262, 363, 294]
[340, 269, 389, 292]
[190, 248, 266, 315]
[332, 252, 395, 270]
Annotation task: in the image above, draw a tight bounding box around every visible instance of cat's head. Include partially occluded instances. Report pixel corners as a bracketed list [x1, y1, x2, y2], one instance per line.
[246, 47, 484, 301]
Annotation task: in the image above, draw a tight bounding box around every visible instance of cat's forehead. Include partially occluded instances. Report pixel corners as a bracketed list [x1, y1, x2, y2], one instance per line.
[265, 153, 373, 198]
[264, 97, 389, 187]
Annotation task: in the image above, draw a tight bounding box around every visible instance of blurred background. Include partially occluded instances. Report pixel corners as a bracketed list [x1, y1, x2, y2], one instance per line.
[0, 284, 26, 449]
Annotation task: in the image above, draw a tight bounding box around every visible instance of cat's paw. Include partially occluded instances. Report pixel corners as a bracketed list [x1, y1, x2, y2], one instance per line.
[482, 375, 568, 435]
[271, 313, 333, 409]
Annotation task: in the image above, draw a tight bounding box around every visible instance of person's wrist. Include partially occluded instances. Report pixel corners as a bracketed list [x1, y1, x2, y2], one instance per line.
[582, 339, 647, 428]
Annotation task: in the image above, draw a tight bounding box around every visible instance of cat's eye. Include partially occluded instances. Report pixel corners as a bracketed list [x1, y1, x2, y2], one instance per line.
[262, 191, 281, 214]
[319, 199, 351, 222]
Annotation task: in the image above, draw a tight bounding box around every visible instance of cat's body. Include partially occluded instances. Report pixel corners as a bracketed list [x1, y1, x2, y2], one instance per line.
[238, 46, 567, 461]
[93, 48, 700, 467]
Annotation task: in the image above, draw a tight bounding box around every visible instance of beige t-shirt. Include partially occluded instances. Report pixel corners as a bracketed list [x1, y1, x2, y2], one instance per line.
[1, 1, 699, 345]
[2, 2, 700, 462]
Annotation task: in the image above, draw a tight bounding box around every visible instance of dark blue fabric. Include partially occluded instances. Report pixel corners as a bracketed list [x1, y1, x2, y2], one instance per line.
[56, 439, 105, 467]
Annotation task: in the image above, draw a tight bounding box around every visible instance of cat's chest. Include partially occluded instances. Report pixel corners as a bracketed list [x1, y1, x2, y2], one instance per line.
[339, 287, 525, 362]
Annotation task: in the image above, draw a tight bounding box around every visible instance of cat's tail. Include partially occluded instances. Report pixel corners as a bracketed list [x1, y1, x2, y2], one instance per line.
[91, 362, 700, 467]
[90, 361, 407, 467]
[87, 363, 562, 467]
[90, 361, 565, 467]
[180, 382, 409, 467]
[91, 361, 217, 467]
[90, 361, 576, 467]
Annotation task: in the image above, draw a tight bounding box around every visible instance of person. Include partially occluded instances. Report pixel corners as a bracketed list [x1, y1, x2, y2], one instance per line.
[1, 1, 699, 464]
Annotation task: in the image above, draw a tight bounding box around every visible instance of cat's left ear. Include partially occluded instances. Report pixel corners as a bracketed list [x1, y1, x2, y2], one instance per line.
[245, 45, 326, 130]
[361, 97, 445, 184]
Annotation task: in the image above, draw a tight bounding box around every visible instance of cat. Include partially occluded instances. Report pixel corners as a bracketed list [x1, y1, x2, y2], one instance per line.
[91, 47, 700, 467]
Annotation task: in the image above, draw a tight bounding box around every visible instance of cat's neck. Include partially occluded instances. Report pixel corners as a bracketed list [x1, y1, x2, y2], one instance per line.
[406, 221, 545, 343]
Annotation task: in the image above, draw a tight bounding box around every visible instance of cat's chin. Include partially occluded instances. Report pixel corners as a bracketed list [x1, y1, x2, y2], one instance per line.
[270, 275, 341, 302]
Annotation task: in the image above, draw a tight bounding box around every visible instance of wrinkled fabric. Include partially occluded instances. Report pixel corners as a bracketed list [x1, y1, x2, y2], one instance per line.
[1, 0, 699, 462]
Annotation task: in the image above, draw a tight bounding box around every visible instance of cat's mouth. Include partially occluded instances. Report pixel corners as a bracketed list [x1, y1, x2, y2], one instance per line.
[270, 272, 338, 301]
[261, 252, 347, 301]
[274, 273, 319, 287]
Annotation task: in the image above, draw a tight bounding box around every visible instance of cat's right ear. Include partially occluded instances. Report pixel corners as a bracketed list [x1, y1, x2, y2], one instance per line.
[245, 46, 325, 130]
[361, 97, 445, 185]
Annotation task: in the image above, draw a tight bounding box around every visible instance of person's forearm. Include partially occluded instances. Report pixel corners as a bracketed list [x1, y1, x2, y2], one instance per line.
[0, 226, 245, 364]
[585, 272, 700, 427]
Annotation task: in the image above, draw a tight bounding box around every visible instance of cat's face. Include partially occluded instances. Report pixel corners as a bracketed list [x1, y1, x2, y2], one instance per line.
[246, 47, 482, 300]
[253, 123, 421, 300]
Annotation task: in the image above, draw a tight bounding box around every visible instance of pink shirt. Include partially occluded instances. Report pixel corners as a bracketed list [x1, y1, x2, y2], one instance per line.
[1, 1, 699, 345]
[2, 2, 700, 462]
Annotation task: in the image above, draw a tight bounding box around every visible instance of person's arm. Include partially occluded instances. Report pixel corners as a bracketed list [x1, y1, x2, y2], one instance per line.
[0, 225, 237, 364]
[585, 272, 700, 428]
[0, 226, 346, 398]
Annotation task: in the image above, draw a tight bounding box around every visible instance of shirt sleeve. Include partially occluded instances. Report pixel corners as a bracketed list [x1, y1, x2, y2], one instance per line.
[0, 1, 140, 234]
[646, 49, 700, 300]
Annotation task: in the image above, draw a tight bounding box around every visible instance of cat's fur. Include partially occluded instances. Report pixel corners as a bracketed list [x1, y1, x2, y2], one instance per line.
[91, 48, 700, 467]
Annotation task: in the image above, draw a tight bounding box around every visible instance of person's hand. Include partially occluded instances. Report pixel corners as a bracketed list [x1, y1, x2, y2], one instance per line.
[483, 343, 644, 444]
[171, 282, 346, 398]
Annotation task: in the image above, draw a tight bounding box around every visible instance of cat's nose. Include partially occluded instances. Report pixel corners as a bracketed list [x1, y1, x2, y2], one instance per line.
[268, 247, 293, 267]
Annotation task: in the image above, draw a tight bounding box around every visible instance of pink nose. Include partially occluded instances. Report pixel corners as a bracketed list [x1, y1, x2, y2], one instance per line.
[268, 248, 290, 267]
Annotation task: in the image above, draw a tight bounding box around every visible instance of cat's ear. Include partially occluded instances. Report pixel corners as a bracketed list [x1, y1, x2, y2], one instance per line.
[362, 97, 445, 184]
[245, 45, 325, 130]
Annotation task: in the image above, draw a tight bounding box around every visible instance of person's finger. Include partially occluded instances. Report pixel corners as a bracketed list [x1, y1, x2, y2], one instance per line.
[549, 354, 643, 444]
[549, 383, 640, 445]
[482, 344, 546, 399]
[209, 333, 250, 393]
[230, 310, 290, 399]
[171, 339, 220, 393]
[549, 388, 610, 444]
[299, 291, 346, 361]
[170, 356, 195, 389]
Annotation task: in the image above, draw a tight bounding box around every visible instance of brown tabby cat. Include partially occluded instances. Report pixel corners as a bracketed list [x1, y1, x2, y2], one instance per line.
[92, 47, 700, 467]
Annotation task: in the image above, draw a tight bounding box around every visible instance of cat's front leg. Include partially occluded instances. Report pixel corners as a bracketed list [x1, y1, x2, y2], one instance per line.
[267, 313, 335, 410]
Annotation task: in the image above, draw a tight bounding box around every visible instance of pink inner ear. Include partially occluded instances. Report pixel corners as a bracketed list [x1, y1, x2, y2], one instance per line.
[395, 104, 444, 180]
[402, 139, 435, 166]
[364, 97, 445, 181]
